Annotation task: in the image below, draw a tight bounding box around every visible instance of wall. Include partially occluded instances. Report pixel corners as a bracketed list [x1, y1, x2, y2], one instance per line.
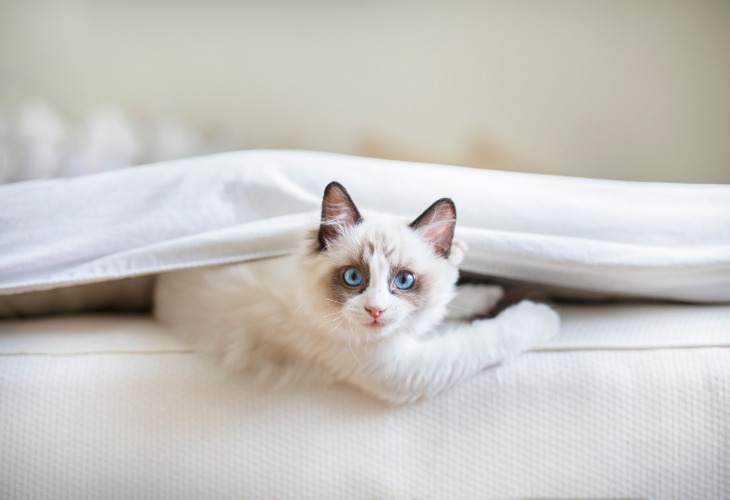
[1, 0, 728, 182]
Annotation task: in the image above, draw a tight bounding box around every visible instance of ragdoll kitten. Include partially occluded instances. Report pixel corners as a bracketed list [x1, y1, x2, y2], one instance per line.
[155, 182, 560, 404]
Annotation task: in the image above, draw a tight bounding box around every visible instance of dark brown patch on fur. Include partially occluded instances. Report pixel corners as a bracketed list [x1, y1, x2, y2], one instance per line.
[317, 182, 363, 251]
[382, 244, 396, 261]
[409, 198, 456, 258]
[360, 242, 375, 266]
[390, 269, 430, 312]
[327, 262, 370, 306]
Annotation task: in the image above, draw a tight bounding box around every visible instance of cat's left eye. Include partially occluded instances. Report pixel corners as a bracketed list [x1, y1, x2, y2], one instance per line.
[393, 271, 415, 290]
[343, 267, 364, 286]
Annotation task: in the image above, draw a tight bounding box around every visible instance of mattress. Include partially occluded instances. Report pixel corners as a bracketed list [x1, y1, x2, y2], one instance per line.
[2, 303, 729, 499]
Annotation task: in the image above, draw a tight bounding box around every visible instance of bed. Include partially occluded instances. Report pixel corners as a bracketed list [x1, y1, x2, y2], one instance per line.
[1, 151, 729, 498]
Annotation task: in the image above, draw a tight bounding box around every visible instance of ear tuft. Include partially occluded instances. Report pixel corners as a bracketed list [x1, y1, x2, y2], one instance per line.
[317, 182, 362, 251]
[409, 198, 456, 258]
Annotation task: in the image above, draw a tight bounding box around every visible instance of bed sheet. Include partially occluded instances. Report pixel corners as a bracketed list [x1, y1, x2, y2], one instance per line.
[2, 150, 729, 302]
[1, 304, 729, 498]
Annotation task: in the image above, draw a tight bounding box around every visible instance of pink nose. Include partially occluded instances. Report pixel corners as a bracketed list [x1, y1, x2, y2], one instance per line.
[365, 306, 385, 319]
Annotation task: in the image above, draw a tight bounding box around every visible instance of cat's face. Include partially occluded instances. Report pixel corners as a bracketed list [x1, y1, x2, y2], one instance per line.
[302, 182, 463, 339]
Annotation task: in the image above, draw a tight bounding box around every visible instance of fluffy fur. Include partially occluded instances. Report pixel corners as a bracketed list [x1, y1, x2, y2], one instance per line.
[155, 182, 560, 404]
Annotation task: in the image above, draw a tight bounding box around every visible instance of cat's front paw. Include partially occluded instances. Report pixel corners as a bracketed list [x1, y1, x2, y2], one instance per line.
[494, 300, 560, 349]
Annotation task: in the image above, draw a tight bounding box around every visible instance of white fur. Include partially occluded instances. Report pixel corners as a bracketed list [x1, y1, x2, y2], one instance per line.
[444, 283, 505, 321]
[155, 211, 560, 404]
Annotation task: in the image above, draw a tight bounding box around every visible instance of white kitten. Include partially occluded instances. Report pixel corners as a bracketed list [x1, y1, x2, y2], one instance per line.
[155, 182, 560, 404]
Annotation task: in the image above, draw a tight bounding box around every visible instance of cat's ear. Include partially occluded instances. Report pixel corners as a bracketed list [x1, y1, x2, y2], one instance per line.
[317, 181, 363, 250]
[409, 198, 456, 258]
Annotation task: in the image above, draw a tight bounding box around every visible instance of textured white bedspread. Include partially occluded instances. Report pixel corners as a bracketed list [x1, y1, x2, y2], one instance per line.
[2, 304, 729, 499]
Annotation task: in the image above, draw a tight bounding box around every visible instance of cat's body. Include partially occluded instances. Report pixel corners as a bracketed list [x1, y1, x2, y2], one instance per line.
[155, 182, 559, 404]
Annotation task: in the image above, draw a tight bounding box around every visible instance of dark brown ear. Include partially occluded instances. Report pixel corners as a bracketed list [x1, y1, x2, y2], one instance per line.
[409, 198, 456, 258]
[317, 182, 363, 251]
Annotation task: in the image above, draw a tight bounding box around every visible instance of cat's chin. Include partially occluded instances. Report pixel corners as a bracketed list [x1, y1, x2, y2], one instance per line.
[362, 320, 391, 332]
[353, 319, 403, 338]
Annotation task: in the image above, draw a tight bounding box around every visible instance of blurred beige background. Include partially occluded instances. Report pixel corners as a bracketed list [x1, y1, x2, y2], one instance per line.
[1, 0, 728, 183]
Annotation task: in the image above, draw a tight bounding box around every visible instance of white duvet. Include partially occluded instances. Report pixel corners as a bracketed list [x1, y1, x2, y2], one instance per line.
[1, 150, 729, 301]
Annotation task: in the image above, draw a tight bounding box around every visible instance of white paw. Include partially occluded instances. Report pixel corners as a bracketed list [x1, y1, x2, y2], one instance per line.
[446, 284, 505, 320]
[497, 300, 561, 348]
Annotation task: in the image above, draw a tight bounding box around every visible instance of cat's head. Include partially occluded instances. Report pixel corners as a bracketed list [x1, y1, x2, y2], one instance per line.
[301, 181, 464, 339]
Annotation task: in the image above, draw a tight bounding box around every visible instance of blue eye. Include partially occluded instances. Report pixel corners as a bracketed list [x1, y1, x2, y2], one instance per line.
[343, 267, 363, 286]
[394, 271, 415, 290]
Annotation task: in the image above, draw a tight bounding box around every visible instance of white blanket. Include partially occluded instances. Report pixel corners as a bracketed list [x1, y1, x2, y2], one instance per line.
[1, 150, 729, 301]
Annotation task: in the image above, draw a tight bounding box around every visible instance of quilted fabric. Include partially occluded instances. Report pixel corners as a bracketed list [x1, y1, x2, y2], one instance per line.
[1, 305, 729, 498]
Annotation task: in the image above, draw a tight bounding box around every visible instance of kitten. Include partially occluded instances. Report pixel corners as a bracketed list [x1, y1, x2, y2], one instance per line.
[154, 182, 560, 404]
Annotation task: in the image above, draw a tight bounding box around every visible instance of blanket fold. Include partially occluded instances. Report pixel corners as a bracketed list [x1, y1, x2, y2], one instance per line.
[1, 150, 729, 302]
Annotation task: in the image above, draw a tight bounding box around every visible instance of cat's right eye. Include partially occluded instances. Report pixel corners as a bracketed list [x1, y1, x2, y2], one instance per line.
[342, 267, 363, 286]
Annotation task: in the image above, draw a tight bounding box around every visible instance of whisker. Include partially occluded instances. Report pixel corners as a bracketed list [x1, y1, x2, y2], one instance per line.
[329, 317, 345, 334]
[348, 330, 361, 364]
[402, 318, 417, 339]
[355, 327, 365, 351]
[318, 314, 343, 329]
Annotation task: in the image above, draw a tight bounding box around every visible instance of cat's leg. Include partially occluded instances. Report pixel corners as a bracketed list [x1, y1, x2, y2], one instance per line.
[444, 283, 504, 321]
[351, 301, 559, 404]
